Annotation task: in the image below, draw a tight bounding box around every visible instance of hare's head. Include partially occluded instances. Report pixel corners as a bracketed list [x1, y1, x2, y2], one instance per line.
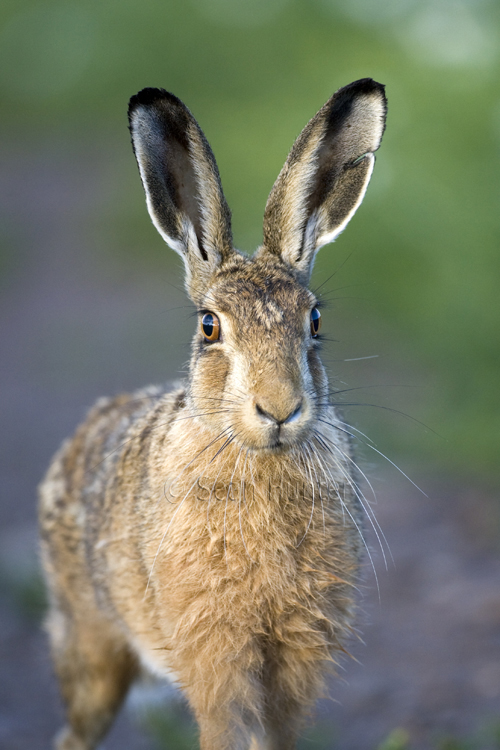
[128, 80, 386, 452]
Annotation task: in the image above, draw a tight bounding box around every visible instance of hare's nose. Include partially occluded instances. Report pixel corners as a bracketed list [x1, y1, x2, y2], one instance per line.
[255, 400, 302, 426]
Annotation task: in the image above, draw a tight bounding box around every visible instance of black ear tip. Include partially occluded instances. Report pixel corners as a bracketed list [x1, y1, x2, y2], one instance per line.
[340, 78, 387, 102]
[128, 88, 184, 120]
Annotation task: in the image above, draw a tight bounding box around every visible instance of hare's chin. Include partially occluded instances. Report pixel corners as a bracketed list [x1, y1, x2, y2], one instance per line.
[260, 441, 300, 455]
[243, 431, 306, 454]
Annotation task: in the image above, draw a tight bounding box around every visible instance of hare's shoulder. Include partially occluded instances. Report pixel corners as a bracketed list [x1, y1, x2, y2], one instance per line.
[81, 382, 185, 456]
[39, 383, 185, 517]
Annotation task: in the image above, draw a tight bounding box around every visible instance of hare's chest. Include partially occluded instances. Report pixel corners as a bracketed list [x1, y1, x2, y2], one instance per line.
[130, 483, 358, 681]
[158, 487, 347, 607]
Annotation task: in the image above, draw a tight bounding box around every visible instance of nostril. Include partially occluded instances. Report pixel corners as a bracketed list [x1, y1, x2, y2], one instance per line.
[255, 403, 277, 424]
[255, 400, 303, 426]
[283, 401, 302, 425]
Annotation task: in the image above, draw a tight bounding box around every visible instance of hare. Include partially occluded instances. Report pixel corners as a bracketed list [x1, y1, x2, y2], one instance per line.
[39, 78, 387, 750]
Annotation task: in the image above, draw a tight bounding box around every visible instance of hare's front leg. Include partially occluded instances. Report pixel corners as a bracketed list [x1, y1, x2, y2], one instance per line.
[196, 709, 298, 750]
[47, 605, 138, 750]
[256, 647, 330, 750]
[184, 655, 305, 750]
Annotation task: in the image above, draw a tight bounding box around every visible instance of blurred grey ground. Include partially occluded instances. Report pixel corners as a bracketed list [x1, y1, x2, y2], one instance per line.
[1, 141, 499, 750]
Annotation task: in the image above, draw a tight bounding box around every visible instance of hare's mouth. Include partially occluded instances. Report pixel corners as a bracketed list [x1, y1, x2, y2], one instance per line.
[257, 437, 286, 453]
[235, 395, 311, 452]
[244, 428, 308, 455]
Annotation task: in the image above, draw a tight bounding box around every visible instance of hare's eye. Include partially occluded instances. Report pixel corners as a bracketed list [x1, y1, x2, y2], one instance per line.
[310, 307, 321, 337]
[201, 312, 220, 342]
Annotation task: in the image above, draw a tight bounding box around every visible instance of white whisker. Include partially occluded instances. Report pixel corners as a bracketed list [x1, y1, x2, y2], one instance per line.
[239, 449, 255, 562]
[314, 430, 392, 569]
[144, 474, 200, 599]
[305, 440, 326, 534]
[224, 445, 244, 559]
[308, 436, 380, 599]
[296, 450, 315, 548]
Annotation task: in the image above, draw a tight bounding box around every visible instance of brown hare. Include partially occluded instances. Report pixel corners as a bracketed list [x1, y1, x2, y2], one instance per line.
[39, 78, 387, 750]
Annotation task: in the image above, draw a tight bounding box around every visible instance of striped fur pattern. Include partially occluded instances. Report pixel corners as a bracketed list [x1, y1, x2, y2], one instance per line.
[39, 79, 387, 750]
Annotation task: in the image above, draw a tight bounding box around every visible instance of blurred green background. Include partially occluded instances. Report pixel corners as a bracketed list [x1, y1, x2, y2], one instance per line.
[1, 0, 499, 478]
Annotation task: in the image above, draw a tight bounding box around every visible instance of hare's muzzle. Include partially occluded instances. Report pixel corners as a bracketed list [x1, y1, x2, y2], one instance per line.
[238, 385, 312, 451]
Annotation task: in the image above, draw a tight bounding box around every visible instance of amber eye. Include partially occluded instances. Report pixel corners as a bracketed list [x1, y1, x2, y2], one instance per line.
[201, 312, 220, 342]
[310, 307, 321, 337]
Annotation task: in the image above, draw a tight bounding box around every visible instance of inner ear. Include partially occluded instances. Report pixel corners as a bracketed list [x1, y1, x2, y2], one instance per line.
[165, 138, 208, 261]
[305, 132, 346, 219]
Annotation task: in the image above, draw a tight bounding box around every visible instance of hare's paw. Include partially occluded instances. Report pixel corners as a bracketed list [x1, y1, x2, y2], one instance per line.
[54, 726, 88, 750]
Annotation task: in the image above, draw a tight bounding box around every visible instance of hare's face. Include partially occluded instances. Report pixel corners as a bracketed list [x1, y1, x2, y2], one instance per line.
[129, 82, 386, 449]
[188, 257, 327, 452]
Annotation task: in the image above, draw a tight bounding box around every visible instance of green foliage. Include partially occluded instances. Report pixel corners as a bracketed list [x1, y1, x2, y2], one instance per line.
[1, 0, 499, 481]
[296, 719, 337, 749]
[0, 564, 47, 622]
[375, 724, 500, 750]
[142, 703, 197, 750]
[378, 728, 411, 750]
[437, 738, 474, 750]
[436, 721, 500, 750]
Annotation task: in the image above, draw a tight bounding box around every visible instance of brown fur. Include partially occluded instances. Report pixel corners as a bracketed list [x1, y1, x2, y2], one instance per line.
[39, 79, 387, 750]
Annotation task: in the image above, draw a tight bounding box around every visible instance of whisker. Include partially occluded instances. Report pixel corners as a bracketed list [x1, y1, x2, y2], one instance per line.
[317, 417, 427, 497]
[367, 444, 428, 497]
[309, 440, 380, 599]
[222, 387, 248, 402]
[209, 431, 238, 464]
[191, 396, 242, 405]
[224, 445, 244, 559]
[165, 427, 232, 501]
[239, 449, 255, 562]
[296, 451, 315, 548]
[317, 417, 362, 444]
[315, 384, 418, 398]
[305, 441, 326, 535]
[171, 409, 235, 422]
[314, 430, 392, 569]
[334, 419, 375, 444]
[206, 460, 225, 538]
[343, 355, 380, 362]
[324, 401, 440, 436]
[311, 251, 354, 295]
[144, 474, 200, 599]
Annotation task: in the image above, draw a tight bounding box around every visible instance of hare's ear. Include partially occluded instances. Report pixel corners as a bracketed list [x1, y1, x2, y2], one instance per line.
[128, 88, 234, 301]
[261, 79, 387, 283]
